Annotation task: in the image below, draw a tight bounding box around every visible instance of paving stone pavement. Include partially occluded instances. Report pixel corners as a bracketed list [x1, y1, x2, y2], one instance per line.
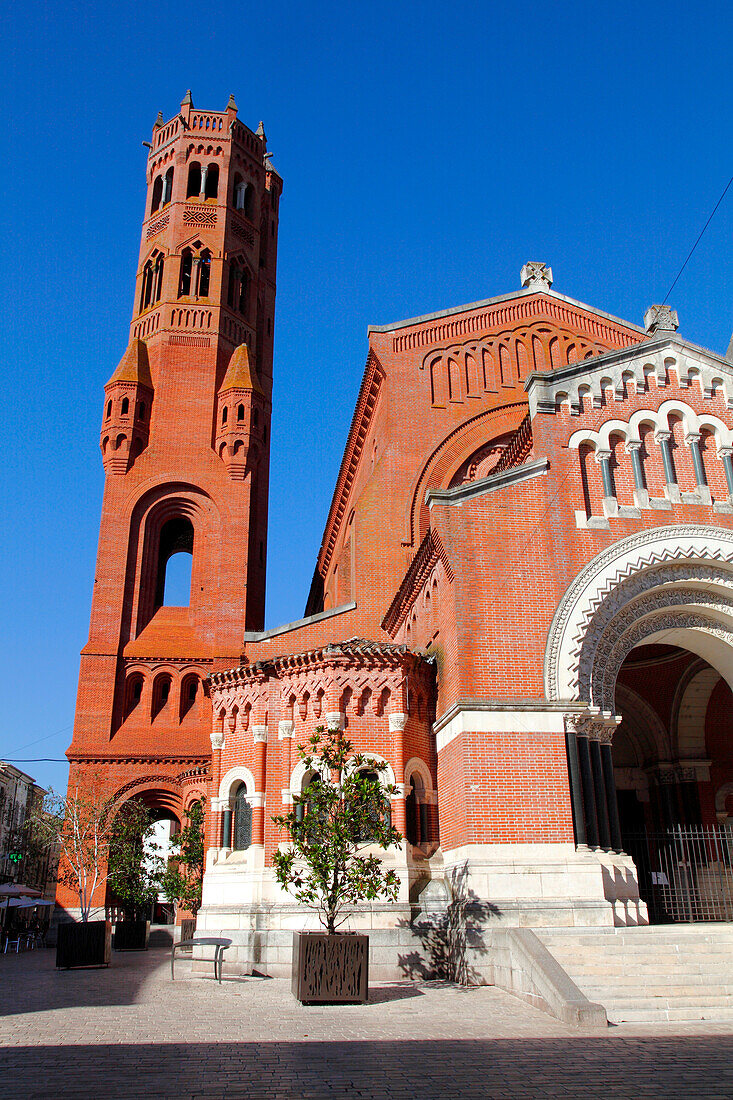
[2, 932, 733, 1098]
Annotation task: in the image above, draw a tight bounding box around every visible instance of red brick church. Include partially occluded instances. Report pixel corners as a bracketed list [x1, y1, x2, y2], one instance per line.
[62, 93, 733, 967]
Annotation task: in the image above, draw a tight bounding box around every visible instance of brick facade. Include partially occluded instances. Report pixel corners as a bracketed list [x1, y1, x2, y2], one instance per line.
[64, 99, 733, 937]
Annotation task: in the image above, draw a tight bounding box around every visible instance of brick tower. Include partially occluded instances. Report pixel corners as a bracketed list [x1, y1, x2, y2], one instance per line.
[61, 93, 282, 916]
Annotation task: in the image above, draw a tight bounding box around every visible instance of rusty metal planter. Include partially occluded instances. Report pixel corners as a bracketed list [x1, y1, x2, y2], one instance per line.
[56, 920, 112, 969]
[292, 931, 369, 1003]
[113, 920, 150, 951]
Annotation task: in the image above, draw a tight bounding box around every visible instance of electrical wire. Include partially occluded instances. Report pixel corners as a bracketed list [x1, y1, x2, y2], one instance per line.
[661, 172, 733, 305]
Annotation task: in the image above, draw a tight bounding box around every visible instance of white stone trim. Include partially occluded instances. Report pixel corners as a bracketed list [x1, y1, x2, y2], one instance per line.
[544, 526, 733, 701]
[388, 712, 407, 732]
[436, 708, 565, 752]
[252, 725, 268, 744]
[403, 756, 433, 792]
[278, 720, 294, 740]
[218, 765, 256, 801]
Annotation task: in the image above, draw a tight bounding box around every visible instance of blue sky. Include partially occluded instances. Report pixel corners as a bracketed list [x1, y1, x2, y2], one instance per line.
[2, 0, 732, 793]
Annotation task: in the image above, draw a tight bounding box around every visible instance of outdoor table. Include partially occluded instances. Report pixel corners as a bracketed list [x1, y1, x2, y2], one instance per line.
[170, 937, 231, 984]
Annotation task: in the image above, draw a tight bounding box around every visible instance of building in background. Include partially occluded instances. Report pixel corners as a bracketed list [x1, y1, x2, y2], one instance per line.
[62, 94, 733, 970]
[0, 764, 54, 896]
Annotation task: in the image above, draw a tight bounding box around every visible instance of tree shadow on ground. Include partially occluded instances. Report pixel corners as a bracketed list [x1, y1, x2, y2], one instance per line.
[397, 862, 500, 984]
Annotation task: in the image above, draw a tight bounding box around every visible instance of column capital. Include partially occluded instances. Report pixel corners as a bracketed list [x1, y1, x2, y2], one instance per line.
[594, 448, 612, 463]
[684, 431, 701, 446]
[654, 429, 671, 443]
[624, 438, 642, 452]
[278, 720, 294, 740]
[718, 445, 733, 458]
[325, 711, 344, 731]
[389, 712, 408, 732]
[252, 725, 268, 744]
[210, 731, 225, 751]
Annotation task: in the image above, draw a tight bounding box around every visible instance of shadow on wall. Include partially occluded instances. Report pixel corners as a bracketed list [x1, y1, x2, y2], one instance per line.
[398, 862, 500, 984]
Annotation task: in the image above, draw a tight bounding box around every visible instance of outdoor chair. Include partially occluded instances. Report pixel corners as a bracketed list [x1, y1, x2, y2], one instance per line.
[3, 934, 22, 954]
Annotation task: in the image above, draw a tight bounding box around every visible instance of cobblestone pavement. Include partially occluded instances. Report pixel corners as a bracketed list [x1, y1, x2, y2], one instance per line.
[2, 933, 733, 1099]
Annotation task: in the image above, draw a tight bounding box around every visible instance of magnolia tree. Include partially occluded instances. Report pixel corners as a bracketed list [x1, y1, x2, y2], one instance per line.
[29, 778, 160, 922]
[272, 726, 402, 934]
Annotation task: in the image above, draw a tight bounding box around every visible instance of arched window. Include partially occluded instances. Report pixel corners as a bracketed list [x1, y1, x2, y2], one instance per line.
[238, 267, 248, 315]
[155, 517, 194, 607]
[138, 401, 146, 421]
[227, 260, 238, 307]
[405, 776, 419, 845]
[233, 784, 252, 850]
[178, 250, 193, 297]
[355, 769, 389, 842]
[162, 167, 174, 205]
[197, 250, 211, 297]
[124, 673, 144, 718]
[237, 403, 244, 422]
[204, 163, 219, 200]
[121, 397, 129, 416]
[151, 673, 172, 719]
[180, 674, 199, 719]
[154, 255, 164, 302]
[221, 405, 228, 425]
[253, 408, 259, 427]
[186, 162, 201, 198]
[232, 174, 245, 210]
[105, 399, 112, 420]
[243, 184, 254, 220]
[150, 175, 163, 214]
[140, 261, 154, 311]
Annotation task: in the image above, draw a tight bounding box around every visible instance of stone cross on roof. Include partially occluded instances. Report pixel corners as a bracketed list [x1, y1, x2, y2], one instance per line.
[520, 262, 553, 291]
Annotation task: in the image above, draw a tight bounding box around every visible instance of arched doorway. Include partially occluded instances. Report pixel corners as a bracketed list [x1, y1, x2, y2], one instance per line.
[546, 526, 733, 924]
[105, 784, 183, 925]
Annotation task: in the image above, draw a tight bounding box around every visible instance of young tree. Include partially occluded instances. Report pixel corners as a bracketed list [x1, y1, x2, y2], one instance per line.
[160, 800, 206, 918]
[272, 726, 402, 934]
[106, 799, 164, 920]
[28, 776, 119, 921]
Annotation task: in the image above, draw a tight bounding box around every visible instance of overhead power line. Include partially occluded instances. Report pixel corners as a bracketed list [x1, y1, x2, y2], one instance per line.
[662, 172, 733, 305]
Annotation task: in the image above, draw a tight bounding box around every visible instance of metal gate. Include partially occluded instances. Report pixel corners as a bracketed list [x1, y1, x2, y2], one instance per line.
[625, 825, 733, 923]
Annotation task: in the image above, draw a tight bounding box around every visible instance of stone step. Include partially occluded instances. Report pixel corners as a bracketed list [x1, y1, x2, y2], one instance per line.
[548, 941, 732, 956]
[581, 982, 733, 998]
[607, 1004, 733, 1024]
[571, 969, 733, 985]
[539, 931, 733, 947]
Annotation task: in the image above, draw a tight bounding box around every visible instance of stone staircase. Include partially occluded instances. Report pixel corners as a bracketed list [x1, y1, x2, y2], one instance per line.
[536, 924, 733, 1024]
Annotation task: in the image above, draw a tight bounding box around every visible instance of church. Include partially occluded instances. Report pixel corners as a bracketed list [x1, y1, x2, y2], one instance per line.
[62, 93, 733, 982]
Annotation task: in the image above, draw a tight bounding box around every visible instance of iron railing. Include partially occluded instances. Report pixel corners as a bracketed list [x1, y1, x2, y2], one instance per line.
[625, 825, 733, 923]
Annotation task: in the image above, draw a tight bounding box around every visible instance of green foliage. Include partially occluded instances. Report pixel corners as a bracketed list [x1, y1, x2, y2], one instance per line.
[272, 726, 402, 934]
[160, 800, 206, 917]
[107, 799, 164, 920]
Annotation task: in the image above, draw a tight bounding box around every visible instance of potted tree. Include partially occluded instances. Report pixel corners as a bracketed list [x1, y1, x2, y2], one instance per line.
[272, 726, 402, 1004]
[29, 777, 116, 968]
[107, 800, 163, 951]
[160, 799, 206, 943]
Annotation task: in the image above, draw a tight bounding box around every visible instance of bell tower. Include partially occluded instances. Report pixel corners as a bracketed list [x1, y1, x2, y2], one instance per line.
[63, 94, 282, 907]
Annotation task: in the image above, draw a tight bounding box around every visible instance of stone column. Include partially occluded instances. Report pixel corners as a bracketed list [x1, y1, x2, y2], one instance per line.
[685, 432, 712, 503]
[589, 737, 612, 850]
[389, 712, 408, 837]
[625, 439, 649, 508]
[564, 718, 588, 849]
[718, 446, 733, 499]
[252, 725, 268, 846]
[600, 739, 623, 852]
[199, 164, 208, 199]
[576, 733, 600, 849]
[595, 448, 617, 516]
[210, 729, 225, 849]
[655, 430, 681, 502]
